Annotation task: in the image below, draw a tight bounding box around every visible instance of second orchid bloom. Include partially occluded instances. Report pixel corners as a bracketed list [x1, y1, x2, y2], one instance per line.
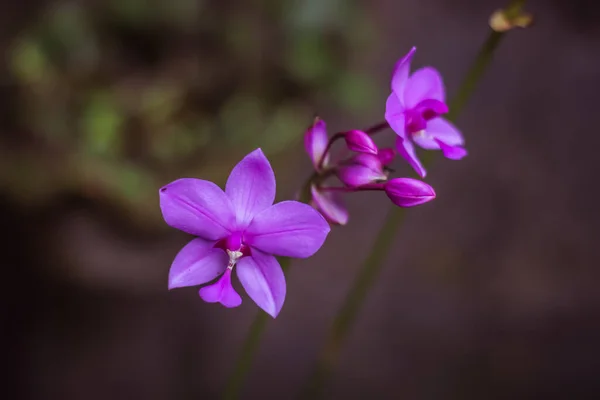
[385, 47, 467, 178]
[305, 46, 468, 224]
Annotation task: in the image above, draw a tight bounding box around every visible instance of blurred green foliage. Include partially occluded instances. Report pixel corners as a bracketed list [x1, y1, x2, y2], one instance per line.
[3, 0, 380, 224]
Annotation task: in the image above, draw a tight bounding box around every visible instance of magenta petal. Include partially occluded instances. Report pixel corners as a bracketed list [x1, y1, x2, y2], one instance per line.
[426, 117, 465, 147]
[169, 238, 228, 289]
[344, 130, 378, 155]
[159, 178, 235, 240]
[245, 200, 330, 258]
[226, 148, 276, 228]
[405, 109, 427, 134]
[436, 139, 468, 160]
[385, 93, 406, 138]
[304, 118, 329, 169]
[411, 131, 438, 150]
[395, 136, 427, 178]
[236, 250, 285, 318]
[198, 269, 242, 308]
[414, 99, 449, 120]
[311, 185, 349, 225]
[391, 46, 416, 97]
[404, 67, 446, 109]
[377, 148, 395, 166]
[385, 178, 436, 207]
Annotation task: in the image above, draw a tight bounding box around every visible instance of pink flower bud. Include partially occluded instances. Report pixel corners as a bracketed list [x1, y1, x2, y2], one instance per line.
[344, 130, 378, 155]
[310, 185, 349, 225]
[384, 178, 435, 207]
[377, 147, 395, 166]
[304, 117, 329, 170]
[338, 154, 387, 187]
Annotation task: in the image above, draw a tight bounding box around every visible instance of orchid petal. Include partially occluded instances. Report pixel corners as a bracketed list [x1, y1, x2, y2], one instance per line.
[245, 201, 330, 258]
[159, 178, 235, 240]
[404, 109, 427, 134]
[396, 136, 427, 178]
[436, 139, 468, 160]
[414, 99, 449, 120]
[385, 178, 436, 207]
[199, 269, 242, 308]
[426, 117, 465, 146]
[311, 185, 349, 225]
[385, 94, 406, 138]
[226, 148, 276, 228]
[404, 67, 446, 109]
[236, 250, 286, 318]
[168, 238, 228, 289]
[391, 47, 416, 98]
[304, 118, 329, 169]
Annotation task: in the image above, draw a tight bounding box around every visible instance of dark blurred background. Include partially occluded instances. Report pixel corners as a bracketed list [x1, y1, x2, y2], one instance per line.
[2, 0, 600, 399]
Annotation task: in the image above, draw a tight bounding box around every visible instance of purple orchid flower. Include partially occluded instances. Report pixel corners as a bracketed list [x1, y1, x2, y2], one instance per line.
[385, 47, 467, 178]
[160, 149, 331, 318]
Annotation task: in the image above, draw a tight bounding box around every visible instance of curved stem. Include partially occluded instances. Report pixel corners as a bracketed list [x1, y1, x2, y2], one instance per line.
[365, 120, 389, 135]
[299, 1, 528, 398]
[321, 184, 385, 192]
[317, 133, 345, 171]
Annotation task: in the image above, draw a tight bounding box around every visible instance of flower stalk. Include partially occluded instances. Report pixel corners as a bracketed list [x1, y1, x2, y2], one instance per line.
[222, 1, 529, 398]
[300, 1, 529, 398]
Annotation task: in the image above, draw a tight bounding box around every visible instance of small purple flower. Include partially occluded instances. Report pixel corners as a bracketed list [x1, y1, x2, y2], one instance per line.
[310, 185, 349, 225]
[304, 117, 329, 171]
[384, 177, 436, 207]
[160, 149, 331, 317]
[338, 153, 388, 187]
[344, 130, 378, 155]
[385, 47, 467, 178]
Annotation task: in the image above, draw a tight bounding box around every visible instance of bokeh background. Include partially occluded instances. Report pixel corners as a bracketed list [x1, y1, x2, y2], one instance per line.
[3, 0, 600, 399]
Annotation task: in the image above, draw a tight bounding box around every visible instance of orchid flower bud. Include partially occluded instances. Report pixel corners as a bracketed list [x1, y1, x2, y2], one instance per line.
[377, 147, 395, 166]
[310, 185, 349, 225]
[304, 117, 329, 170]
[344, 130, 378, 155]
[338, 154, 387, 187]
[384, 178, 436, 207]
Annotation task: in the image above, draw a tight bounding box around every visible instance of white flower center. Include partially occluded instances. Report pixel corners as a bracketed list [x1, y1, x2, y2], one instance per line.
[226, 249, 244, 270]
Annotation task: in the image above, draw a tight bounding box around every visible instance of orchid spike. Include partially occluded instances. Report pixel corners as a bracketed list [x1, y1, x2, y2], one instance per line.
[304, 117, 329, 171]
[160, 149, 331, 317]
[385, 47, 467, 177]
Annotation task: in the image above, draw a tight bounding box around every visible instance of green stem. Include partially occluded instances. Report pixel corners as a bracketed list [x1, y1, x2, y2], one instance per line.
[300, 1, 527, 398]
[222, 257, 290, 400]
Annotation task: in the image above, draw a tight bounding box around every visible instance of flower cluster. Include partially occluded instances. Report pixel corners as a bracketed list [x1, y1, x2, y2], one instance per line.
[306, 47, 466, 224]
[160, 46, 467, 317]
